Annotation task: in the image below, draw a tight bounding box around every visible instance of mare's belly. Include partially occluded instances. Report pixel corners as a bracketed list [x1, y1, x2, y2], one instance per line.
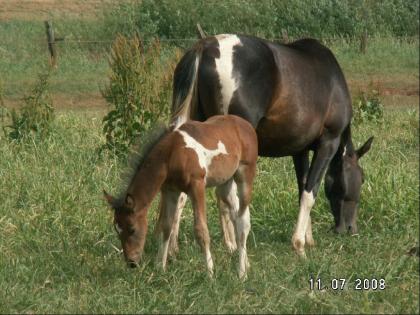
[256, 114, 322, 157]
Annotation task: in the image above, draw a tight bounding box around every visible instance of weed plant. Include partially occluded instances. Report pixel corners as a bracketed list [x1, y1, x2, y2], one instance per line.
[101, 35, 178, 156]
[3, 70, 54, 141]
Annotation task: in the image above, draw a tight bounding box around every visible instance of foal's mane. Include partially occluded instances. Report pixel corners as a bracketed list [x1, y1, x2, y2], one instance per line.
[115, 123, 172, 207]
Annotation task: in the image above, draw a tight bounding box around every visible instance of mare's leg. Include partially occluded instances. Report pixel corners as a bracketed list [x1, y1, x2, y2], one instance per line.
[215, 179, 238, 253]
[233, 165, 255, 279]
[293, 151, 314, 247]
[292, 135, 340, 257]
[156, 189, 181, 270]
[190, 180, 214, 276]
[168, 192, 188, 257]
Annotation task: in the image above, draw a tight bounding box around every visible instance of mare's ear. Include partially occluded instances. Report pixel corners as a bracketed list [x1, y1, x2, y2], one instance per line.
[103, 190, 114, 206]
[125, 193, 135, 209]
[356, 136, 374, 159]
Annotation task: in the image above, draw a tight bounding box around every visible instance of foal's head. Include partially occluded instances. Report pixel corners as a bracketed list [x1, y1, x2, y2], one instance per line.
[325, 137, 373, 234]
[104, 191, 148, 267]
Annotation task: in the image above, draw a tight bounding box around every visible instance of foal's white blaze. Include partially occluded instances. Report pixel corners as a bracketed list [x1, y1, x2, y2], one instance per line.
[343, 145, 347, 157]
[215, 34, 243, 113]
[177, 129, 227, 175]
[292, 190, 315, 256]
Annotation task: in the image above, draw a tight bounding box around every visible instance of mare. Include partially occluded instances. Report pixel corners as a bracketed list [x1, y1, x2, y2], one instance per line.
[169, 34, 373, 257]
[104, 115, 258, 278]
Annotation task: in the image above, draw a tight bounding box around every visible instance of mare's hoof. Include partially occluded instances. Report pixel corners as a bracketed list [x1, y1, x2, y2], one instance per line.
[292, 237, 307, 258]
[306, 238, 315, 247]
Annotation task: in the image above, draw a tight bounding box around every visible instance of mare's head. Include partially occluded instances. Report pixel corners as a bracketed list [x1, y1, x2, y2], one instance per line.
[325, 137, 373, 234]
[104, 191, 148, 267]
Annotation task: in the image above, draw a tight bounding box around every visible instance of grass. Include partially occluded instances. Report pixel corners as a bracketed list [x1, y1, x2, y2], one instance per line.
[0, 106, 418, 313]
[0, 8, 418, 313]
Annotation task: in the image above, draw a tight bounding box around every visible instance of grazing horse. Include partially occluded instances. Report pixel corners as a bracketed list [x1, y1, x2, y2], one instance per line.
[104, 115, 257, 278]
[169, 34, 373, 257]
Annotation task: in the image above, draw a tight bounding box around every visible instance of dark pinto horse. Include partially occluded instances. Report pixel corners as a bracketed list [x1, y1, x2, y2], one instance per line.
[170, 34, 373, 257]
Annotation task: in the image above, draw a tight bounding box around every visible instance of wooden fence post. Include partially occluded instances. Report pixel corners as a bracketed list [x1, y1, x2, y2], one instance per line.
[196, 23, 206, 39]
[45, 20, 57, 68]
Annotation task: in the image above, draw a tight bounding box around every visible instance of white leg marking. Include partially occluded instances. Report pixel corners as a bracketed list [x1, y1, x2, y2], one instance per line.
[217, 181, 238, 252]
[157, 235, 171, 271]
[234, 176, 251, 278]
[305, 216, 315, 247]
[205, 247, 214, 277]
[177, 129, 228, 179]
[292, 190, 315, 257]
[168, 192, 188, 256]
[236, 206, 250, 279]
[214, 34, 243, 113]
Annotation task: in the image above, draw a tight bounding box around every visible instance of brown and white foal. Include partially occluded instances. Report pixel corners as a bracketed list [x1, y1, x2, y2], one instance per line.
[104, 115, 257, 278]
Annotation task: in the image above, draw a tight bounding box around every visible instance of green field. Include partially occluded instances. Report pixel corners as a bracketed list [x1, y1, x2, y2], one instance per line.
[0, 1, 419, 313]
[0, 105, 418, 313]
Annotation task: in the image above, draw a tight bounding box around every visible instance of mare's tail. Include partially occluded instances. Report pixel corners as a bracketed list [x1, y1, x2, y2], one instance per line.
[170, 42, 203, 127]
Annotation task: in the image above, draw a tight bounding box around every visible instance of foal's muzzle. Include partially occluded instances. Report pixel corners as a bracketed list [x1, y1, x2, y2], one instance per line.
[127, 260, 139, 268]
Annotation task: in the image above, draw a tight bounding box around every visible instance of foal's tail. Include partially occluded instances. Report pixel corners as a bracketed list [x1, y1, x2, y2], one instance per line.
[170, 42, 203, 128]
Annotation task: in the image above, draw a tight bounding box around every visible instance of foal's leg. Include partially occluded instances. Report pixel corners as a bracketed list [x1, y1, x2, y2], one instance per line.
[190, 180, 214, 276]
[292, 136, 340, 257]
[216, 179, 238, 253]
[156, 190, 181, 270]
[233, 165, 255, 279]
[293, 151, 314, 247]
[168, 192, 188, 257]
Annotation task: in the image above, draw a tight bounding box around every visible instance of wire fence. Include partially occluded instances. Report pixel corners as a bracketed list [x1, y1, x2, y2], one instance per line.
[1, 29, 418, 107]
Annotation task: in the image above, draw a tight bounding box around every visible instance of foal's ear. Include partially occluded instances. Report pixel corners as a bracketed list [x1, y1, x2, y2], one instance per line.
[356, 136, 374, 159]
[125, 193, 135, 209]
[103, 190, 114, 206]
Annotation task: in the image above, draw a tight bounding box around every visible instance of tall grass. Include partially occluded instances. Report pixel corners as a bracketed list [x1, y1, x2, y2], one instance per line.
[0, 106, 418, 313]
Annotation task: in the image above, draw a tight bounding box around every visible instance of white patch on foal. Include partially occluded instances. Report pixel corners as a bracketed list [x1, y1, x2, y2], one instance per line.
[215, 34, 243, 113]
[177, 129, 227, 176]
[342, 145, 347, 157]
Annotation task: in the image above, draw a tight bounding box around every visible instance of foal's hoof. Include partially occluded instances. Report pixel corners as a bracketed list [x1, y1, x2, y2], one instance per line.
[226, 241, 237, 253]
[239, 271, 248, 280]
[168, 245, 179, 258]
[296, 250, 307, 259]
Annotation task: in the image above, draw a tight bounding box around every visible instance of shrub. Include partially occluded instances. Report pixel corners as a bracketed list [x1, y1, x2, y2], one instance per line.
[101, 34, 179, 156]
[353, 88, 384, 124]
[102, 0, 419, 41]
[3, 70, 55, 141]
